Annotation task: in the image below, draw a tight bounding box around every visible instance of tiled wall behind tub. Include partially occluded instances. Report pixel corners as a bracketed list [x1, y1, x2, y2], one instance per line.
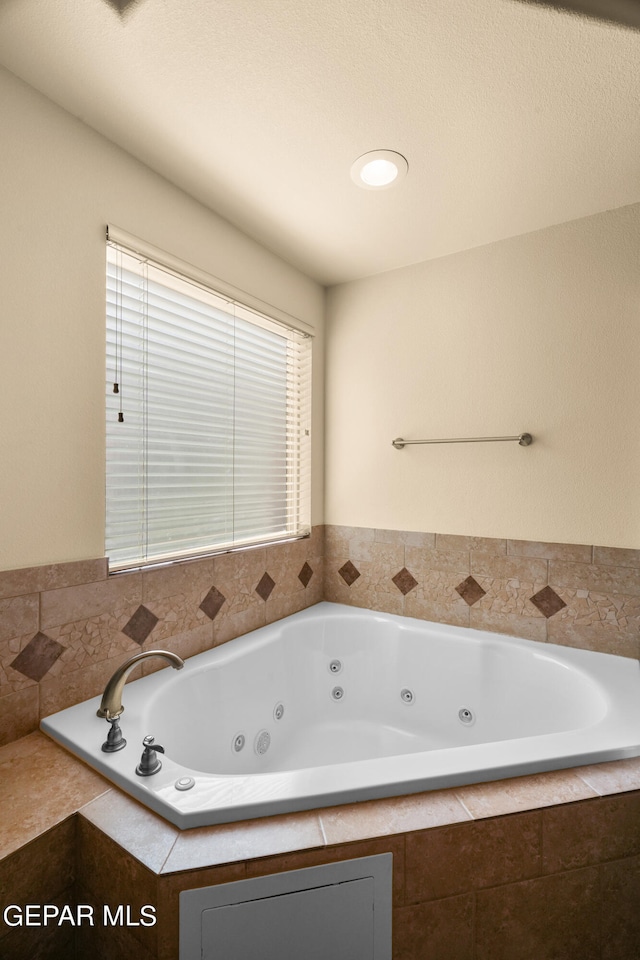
[324, 525, 640, 660]
[0, 527, 324, 747]
[3, 522, 640, 749]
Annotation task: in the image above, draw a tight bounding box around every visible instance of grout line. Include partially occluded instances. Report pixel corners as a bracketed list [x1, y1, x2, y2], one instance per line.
[574, 770, 605, 797]
[452, 792, 477, 821]
[317, 814, 328, 847]
[158, 832, 181, 874]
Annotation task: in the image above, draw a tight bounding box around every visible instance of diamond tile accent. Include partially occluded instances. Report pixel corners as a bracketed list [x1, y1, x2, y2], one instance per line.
[530, 585, 567, 618]
[298, 562, 314, 588]
[122, 604, 159, 645]
[455, 576, 486, 606]
[256, 572, 276, 601]
[338, 560, 361, 587]
[392, 567, 418, 596]
[10, 632, 64, 682]
[199, 586, 226, 620]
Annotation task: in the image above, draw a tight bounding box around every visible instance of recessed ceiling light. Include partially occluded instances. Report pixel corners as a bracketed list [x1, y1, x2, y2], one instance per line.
[350, 150, 408, 189]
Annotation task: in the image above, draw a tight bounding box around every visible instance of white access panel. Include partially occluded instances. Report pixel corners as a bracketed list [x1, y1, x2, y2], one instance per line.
[202, 877, 374, 959]
[180, 854, 392, 960]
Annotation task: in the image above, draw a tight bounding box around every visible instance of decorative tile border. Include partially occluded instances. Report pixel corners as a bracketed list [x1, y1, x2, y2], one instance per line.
[1, 523, 639, 747]
[0, 528, 324, 746]
[122, 606, 160, 645]
[455, 576, 486, 606]
[199, 586, 226, 621]
[10, 633, 64, 682]
[324, 525, 640, 659]
[530, 586, 566, 618]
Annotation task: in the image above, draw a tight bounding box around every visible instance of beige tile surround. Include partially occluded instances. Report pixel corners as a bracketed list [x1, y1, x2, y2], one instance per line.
[2, 521, 640, 957]
[324, 526, 640, 658]
[1, 523, 639, 749]
[0, 528, 324, 747]
[3, 733, 640, 959]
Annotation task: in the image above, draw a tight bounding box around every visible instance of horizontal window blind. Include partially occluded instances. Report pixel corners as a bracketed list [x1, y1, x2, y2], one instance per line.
[106, 240, 312, 571]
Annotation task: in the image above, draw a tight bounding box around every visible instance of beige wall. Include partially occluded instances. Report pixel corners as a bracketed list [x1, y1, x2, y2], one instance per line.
[325, 204, 640, 549]
[0, 66, 324, 571]
[4, 61, 639, 570]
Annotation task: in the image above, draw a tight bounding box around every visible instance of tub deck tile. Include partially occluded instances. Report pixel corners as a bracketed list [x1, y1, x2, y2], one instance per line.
[318, 789, 471, 845]
[575, 756, 640, 795]
[6, 732, 640, 878]
[161, 808, 326, 873]
[0, 731, 109, 859]
[79, 788, 180, 873]
[455, 769, 598, 819]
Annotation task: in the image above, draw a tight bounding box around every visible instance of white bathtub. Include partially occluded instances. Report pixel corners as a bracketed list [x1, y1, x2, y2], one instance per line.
[41, 602, 640, 829]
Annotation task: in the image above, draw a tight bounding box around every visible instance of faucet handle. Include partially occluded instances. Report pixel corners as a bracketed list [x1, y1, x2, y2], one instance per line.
[136, 735, 165, 776]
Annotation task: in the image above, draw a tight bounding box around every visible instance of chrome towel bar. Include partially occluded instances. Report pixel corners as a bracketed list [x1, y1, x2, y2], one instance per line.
[392, 433, 533, 449]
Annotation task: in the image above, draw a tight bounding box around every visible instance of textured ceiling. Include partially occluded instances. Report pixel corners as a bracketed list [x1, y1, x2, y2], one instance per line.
[0, 0, 638, 284]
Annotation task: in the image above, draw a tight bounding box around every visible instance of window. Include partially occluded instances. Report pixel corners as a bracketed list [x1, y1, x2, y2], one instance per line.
[105, 234, 311, 571]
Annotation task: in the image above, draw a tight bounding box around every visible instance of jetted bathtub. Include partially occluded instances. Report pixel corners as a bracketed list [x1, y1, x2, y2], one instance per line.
[41, 601, 640, 829]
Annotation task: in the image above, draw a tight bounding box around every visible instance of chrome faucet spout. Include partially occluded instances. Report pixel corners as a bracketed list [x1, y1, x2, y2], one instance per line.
[96, 650, 184, 720]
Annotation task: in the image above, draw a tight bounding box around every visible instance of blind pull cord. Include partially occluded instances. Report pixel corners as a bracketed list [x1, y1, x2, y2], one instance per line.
[114, 245, 124, 421]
